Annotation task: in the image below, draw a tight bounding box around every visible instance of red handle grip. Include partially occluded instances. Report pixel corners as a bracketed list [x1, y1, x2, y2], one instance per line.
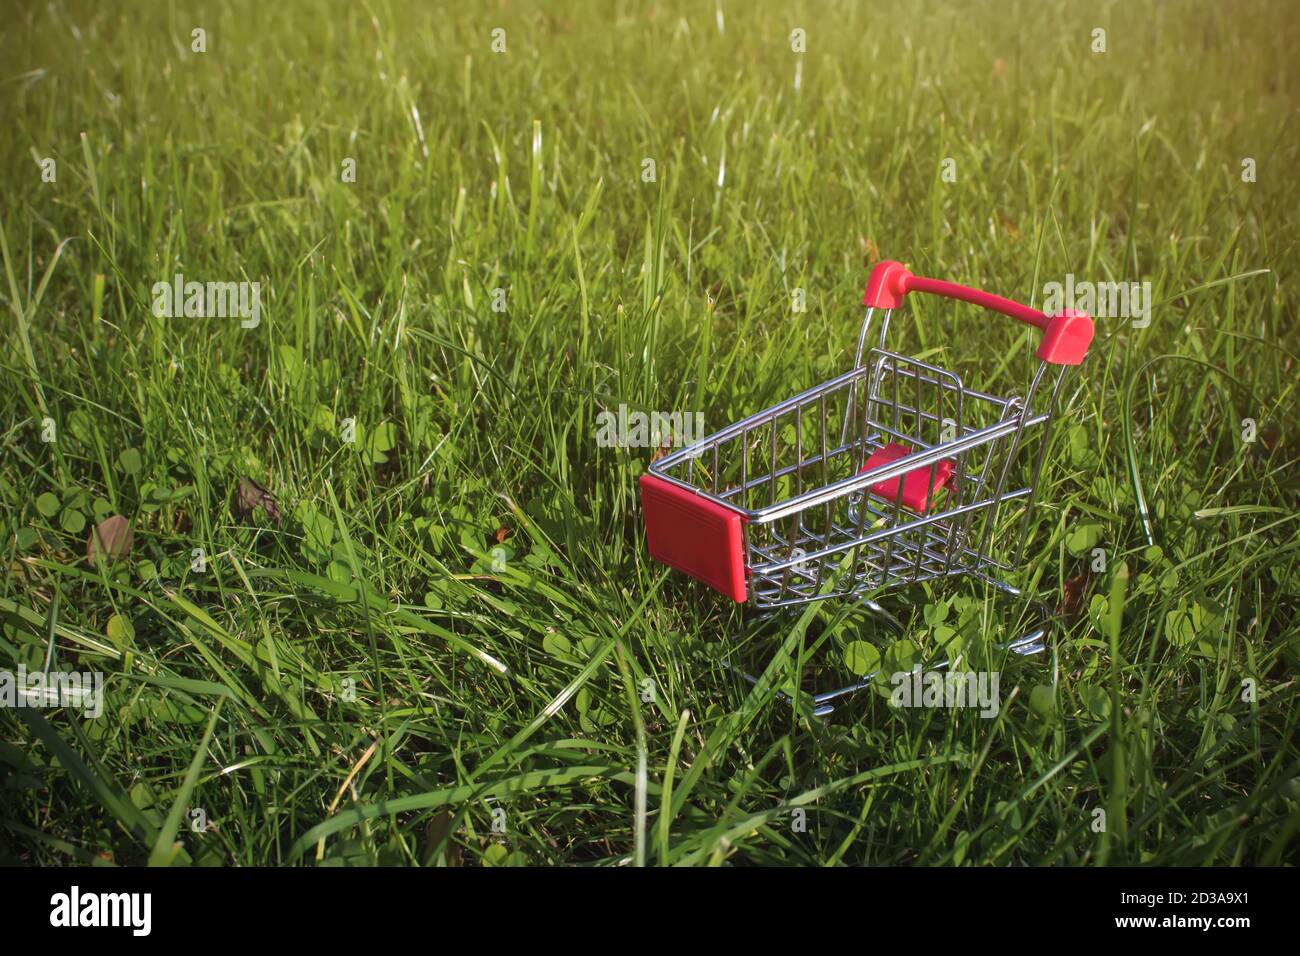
[863, 260, 1093, 365]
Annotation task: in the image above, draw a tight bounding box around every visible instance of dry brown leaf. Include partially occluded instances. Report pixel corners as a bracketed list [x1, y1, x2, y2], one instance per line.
[425, 810, 463, 867]
[236, 476, 281, 525]
[861, 236, 881, 265]
[87, 515, 133, 565]
[1057, 570, 1093, 621]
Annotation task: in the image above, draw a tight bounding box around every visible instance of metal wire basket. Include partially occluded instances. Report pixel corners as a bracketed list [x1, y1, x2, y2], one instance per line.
[640, 260, 1094, 710]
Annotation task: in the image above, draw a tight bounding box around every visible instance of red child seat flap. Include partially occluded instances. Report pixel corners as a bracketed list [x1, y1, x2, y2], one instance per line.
[860, 442, 954, 513]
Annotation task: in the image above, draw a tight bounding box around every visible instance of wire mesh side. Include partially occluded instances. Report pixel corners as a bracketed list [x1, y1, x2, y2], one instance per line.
[742, 351, 1050, 608]
[651, 348, 1060, 609]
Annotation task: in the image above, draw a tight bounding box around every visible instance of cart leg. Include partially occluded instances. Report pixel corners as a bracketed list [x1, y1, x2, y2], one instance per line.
[810, 599, 1052, 715]
[728, 596, 906, 716]
[860, 597, 905, 636]
[750, 597, 1052, 717]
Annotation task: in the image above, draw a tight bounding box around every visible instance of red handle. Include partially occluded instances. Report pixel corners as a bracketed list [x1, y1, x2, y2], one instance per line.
[863, 260, 1093, 366]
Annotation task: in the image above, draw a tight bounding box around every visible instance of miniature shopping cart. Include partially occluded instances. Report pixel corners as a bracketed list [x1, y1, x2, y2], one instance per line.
[641, 260, 1093, 710]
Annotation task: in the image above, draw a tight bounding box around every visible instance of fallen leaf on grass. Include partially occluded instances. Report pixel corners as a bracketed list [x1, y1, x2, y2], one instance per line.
[1057, 570, 1094, 621]
[860, 236, 880, 265]
[425, 810, 463, 867]
[87, 515, 133, 565]
[236, 476, 281, 525]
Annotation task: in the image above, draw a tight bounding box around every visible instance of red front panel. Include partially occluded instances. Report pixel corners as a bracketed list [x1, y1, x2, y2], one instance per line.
[640, 474, 747, 603]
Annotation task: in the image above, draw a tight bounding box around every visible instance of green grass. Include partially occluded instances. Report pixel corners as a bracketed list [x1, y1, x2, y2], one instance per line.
[2, 0, 1298, 866]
